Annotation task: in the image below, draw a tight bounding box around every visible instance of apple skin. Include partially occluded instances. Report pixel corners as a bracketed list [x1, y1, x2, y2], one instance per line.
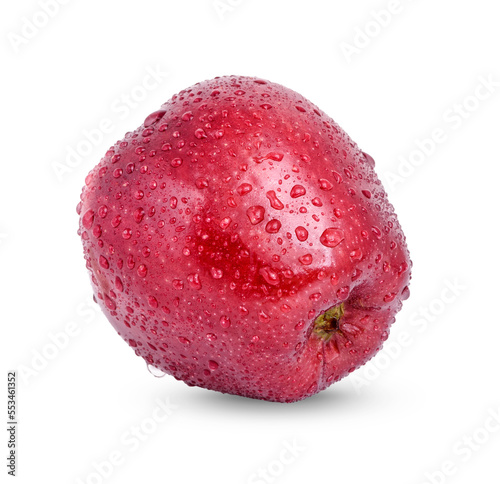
[77, 75, 411, 402]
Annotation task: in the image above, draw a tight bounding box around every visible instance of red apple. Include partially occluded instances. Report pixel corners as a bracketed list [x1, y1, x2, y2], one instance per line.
[77, 75, 411, 402]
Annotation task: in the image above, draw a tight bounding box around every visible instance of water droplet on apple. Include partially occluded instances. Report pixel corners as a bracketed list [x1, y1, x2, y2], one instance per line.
[351, 269, 363, 281]
[206, 333, 217, 342]
[319, 179, 333, 190]
[266, 152, 284, 161]
[187, 273, 202, 290]
[217, 217, 231, 230]
[363, 152, 376, 166]
[208, 360, 219, 370]
[246, 206, 265, 225]
[220, 316, 231, 328]
[307, 383, 318, 394]
[134, 208, 145, 223]
[237, 183, 253, 195]
[265, 219, 282, 234]
[343, 323, 361, 335]
[320, 228, 344, 248]
[99, 255, 109, 269]
[295, 226, 308, 241]
[299, 254, 313, 265]
[137, 264, 148, 278]
[210, 267, 223, 279]
[98, 206, 108, 218]
[195, 178, 209, 189]
[104, 294, 116, 310]
[194, 128, 207, 139]
[336, 286, 349, 300]
[147, 364, 166, 378]
[178, 336, 190, 345]
[115, 277, 123, 292]
[111, 215, 121, 228]
[290, 185, 306, 198]
[259, 266, 280, 286]
[266, 190, 284, 210]
[172, 279, 184, 290]
[259, 311, 271, 323]
[82, 210, 95, 229]
[143, 110, 166, 127]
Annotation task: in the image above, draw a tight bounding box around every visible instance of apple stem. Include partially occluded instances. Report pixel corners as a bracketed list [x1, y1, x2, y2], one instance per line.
[313, 303, 345, 341]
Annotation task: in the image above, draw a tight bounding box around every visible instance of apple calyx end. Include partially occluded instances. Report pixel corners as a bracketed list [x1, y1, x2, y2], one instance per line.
[313, 303, 345, 341]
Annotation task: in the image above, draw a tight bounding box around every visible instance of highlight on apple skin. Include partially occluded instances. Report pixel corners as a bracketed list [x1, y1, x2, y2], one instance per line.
[77, 75, 412, 402]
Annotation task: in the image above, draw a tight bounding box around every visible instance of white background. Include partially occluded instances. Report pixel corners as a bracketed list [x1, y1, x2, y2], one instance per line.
[2, 1, 500, 483]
